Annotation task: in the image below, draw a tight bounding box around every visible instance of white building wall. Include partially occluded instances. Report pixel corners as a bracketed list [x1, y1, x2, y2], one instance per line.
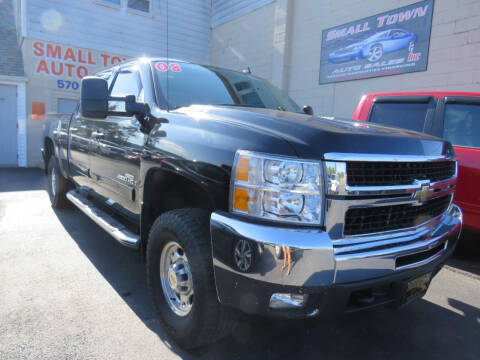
[212, 0, 480, 118]
[212, 0, 274, 27]
[211, 2, 276, 81]
[22, 0, 212, 167]
[289, 0, 480, 118]
[26, 0, 211, 62]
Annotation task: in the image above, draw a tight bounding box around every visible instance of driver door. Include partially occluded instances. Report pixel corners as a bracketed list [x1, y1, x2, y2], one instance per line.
[89, 66, 145, 223]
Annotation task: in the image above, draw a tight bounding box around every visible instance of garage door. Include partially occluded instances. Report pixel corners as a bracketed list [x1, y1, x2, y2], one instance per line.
[0, 85, 17, 166]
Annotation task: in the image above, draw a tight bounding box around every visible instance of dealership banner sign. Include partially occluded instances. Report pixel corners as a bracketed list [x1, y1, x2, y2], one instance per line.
[32, 40, 128, 81]
[319, 0, 434, 84]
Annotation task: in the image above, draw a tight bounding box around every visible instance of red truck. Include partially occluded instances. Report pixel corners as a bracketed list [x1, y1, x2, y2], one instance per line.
[354, 91, 480, 233]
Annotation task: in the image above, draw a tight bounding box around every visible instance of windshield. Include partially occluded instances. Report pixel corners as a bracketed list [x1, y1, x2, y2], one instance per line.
[153, 62, 301, 113]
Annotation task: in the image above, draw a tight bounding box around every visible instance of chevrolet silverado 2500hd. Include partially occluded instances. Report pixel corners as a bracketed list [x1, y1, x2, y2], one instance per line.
[42, 59, 462, 349]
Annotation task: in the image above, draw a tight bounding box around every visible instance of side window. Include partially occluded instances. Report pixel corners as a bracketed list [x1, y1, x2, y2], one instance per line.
[109, 69, 143, 111]
[369, 102, 430, 133]
[110, 71, 141, 97]
[97, 70, 114, 88]
[443, 104, 480, 148]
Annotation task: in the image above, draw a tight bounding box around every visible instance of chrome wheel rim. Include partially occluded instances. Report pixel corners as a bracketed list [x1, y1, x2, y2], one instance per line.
[368, 46, 382, 62]
[50, 170, 56, 197]
[159, 241, 194, 317]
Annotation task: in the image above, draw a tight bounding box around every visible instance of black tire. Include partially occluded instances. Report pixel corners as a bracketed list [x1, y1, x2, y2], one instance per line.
[47, 156, 71, 208]
[146, 208, 238, 349]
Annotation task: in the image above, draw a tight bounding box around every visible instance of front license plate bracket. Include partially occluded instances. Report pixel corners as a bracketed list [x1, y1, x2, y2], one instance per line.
[391, 272, 433, 307]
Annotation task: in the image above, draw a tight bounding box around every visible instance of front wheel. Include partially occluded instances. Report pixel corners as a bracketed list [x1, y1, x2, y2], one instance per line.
[146, 209, 238, 349]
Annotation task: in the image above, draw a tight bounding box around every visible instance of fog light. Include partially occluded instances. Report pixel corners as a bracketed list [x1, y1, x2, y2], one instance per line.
[269, 293, 307, 309]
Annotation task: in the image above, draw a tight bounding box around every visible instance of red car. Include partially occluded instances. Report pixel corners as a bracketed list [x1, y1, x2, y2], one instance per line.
[354, 91, 480, 233]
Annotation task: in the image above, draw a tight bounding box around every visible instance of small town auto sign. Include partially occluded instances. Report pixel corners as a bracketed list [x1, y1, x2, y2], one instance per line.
[319, 0, 434, 84]
[32, 40, 127, 81]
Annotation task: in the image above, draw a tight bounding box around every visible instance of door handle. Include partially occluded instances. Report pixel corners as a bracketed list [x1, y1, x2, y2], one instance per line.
[92, 131, 104, 139]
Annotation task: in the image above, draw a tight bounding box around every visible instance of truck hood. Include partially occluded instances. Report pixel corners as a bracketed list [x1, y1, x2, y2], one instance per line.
[176, 105, 450, 159]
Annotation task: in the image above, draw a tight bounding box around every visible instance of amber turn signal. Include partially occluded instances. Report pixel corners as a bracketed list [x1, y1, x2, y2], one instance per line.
[235, 157, 250, 182]
[233, 188, 249, 212]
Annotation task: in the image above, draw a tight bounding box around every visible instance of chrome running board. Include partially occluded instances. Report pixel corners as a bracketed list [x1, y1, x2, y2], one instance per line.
[66, 190, 140, 249]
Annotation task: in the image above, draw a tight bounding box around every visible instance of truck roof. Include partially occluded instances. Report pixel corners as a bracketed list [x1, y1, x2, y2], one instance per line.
[361, 91, 480, 98]
[353, 91, 480, 120]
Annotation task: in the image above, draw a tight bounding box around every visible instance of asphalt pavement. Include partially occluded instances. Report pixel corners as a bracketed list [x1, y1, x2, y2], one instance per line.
[1, 168, 479, 360]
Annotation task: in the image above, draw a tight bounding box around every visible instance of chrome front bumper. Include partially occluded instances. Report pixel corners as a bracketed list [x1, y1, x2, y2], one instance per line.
[210, 205, 462, 315]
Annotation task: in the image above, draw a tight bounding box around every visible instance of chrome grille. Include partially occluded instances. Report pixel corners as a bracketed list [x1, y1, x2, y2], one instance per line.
[324, 153, 457, 256]
[344, 195, 451, 236]
[347, 161, 456, 186]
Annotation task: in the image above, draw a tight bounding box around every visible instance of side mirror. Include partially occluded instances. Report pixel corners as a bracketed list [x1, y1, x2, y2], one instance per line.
[80, 77, 108, 119]
[125, 95, 149, 117]
[303, 105, 314, 116]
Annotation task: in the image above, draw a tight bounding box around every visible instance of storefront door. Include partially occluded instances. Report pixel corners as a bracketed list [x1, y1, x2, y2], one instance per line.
[0, 85, 17, 166]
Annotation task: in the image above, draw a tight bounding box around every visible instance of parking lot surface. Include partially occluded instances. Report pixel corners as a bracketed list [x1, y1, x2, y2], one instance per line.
[1, 168, 479, 360]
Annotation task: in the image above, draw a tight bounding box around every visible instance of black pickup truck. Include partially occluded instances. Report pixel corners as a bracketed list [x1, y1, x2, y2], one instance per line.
[42, 58, 462, 348]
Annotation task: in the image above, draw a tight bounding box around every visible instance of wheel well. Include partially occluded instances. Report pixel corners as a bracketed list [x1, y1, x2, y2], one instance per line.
[44, 137, 54, 172]
[140, 168, 215, 260]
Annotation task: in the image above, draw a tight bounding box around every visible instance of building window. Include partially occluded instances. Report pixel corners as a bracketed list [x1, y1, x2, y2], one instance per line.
[128, 0, 150, 13]
[98, 0, 121, 6]
[58, 99, 78, 114]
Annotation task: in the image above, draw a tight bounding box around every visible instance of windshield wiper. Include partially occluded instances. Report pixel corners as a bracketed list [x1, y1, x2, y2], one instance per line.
[212, 103, 264, 108]
[173, 103, 262, 110]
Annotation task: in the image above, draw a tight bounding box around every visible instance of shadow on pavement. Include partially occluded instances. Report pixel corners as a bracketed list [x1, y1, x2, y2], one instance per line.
[52, 204, 480, 360]
[8, 162, 470, 358]
[204, 298, 480, 359]
[0, 168, 46, 192]
[448, 230, 480, 277]
[52, 207, 193, 359]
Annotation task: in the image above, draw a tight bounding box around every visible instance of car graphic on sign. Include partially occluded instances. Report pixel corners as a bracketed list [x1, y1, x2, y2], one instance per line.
[328, 29, 417, 63]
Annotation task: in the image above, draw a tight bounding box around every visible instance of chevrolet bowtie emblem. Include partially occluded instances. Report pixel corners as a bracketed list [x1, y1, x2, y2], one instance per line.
[412, 180, 434, 205]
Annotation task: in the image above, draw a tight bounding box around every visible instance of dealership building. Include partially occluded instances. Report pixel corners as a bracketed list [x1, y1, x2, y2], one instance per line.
[1, 0, 479, 167]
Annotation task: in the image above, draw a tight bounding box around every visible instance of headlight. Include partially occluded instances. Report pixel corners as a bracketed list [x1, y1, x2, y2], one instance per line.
[230, 150, 324, 225]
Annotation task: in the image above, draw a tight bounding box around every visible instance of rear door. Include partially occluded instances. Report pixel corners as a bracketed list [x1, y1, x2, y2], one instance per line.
[440, 97, 480, 229]
[68, 106, 94, 187]
[367, 96, 437, 134]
